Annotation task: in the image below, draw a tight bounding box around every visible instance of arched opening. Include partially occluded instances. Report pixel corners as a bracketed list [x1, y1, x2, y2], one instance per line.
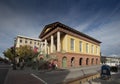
[40, 57, 44, 61]
[96, 58, 98, 64]
[91, 58, 94, 65]
[86, 58, 89, 65]
[71, 57, 75, 67]
[62, 57, 67, 68]
[79, 58, 83, 66]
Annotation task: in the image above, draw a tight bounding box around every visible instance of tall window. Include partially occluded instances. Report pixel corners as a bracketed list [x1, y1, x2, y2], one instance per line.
[20, 39, 22, 43]
[34, 41, 36, 45]
[96, 46, 98, 54]
[70, 38, 74, 51]
[79, 41, 82, 52]
[30, 41, 32, 44]
[25, 40, 27, 43]
[91, 45, 94, 54]
[86, 43, 89, 53]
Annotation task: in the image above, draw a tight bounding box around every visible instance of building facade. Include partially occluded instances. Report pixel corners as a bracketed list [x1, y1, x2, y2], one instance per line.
[39, 22, 101, 68]
[14, 35, 42, 63]
[101, 56, 120, 66]
[15, 35, 41, 50]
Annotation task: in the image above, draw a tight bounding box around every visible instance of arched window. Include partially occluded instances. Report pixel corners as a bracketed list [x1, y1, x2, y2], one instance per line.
[91, 58, 94, 65]
[71, 57, 75, 67]
[96, 58, 98, 64]
[79, 58, 83, 66]
[86, 58, 89, 65]
[62, 57, 67, 68]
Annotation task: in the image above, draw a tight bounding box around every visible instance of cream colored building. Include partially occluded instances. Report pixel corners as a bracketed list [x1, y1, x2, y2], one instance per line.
[14, 35, 44, 63]
[39, 22, 101, 68]
[14, 35, 41, 51]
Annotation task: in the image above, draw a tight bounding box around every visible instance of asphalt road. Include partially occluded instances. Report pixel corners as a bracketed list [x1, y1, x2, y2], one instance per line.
[0, 64, 10, 84]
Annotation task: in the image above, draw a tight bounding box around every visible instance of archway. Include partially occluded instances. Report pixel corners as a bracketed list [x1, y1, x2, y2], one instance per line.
[86, 58, 89, 65]
[91, 58, 94, 65]
[96, 58, 98, 64]
[40, 57, 44, 61]
[71, 57, 75, 67]
[79, 58, 83, 66]
[62, 57, 67, 68]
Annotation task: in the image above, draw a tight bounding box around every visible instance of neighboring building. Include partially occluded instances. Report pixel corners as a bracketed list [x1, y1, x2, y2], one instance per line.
[101, 56, 120, 67]
[15, 35, 41, 50]
[39, 22, 101, 68]
[14, 35, 43, 63]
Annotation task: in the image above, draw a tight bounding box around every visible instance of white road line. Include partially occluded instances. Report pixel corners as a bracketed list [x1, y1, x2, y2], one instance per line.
[31, 73, 47, 84]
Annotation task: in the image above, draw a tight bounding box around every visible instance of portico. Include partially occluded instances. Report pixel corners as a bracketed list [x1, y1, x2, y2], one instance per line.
[39, 22, 101, 68]
[43, 31, 61, 54]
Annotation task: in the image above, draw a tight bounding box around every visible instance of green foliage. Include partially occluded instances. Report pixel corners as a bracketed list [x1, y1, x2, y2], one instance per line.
[3, 45, 39, 61]
[16, 45, 37, 59]
[3, 48, 14, 60]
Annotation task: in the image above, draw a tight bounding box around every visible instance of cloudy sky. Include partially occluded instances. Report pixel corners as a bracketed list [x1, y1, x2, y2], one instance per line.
[0, 0, 120, 57]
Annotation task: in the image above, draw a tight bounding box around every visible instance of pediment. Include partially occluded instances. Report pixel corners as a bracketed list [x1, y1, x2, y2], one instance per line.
[39, 22, 101, 44]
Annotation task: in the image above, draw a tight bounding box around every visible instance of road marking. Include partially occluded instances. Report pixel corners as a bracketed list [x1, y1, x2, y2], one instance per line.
[31, 73, 47, 84]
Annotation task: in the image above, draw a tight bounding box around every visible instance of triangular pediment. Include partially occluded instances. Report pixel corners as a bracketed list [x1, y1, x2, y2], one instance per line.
[39, 22, 101, 44]
[39, 22, 60, 38]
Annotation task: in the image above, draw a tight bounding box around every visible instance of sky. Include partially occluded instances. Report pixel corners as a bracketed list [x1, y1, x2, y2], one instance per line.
[0, 0, 120, 58]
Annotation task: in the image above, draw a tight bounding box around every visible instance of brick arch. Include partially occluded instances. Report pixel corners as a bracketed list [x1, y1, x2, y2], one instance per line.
[79, 58, 83, 66]
[96, 58, 98, 64]
[86, 58, 89, 65]
[91, 58, 94, 65]
[71, 57, 75, 67]
[62, 56, 67, 68]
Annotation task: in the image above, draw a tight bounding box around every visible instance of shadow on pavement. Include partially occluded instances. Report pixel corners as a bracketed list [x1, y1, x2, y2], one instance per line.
[0, 64, 9, 84]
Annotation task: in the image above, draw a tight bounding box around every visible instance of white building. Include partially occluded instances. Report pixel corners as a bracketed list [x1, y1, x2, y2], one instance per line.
[101, 56, 120, 67]
[14, 35, 41, 50]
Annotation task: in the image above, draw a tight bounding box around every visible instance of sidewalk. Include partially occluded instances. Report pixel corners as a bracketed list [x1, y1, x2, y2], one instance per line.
[4, 68, 44, 84]
[4, 65, 101, 84]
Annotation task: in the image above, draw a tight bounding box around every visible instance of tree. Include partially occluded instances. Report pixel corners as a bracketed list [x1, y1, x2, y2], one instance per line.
[16, 45, 38, 60]
[3, 45, 38, 62]
[3, 48, 14, 61]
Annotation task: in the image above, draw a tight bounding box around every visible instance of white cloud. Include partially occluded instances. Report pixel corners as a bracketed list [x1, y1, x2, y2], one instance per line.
[87, 20, 120, 56]
[0, 3, 42, 57]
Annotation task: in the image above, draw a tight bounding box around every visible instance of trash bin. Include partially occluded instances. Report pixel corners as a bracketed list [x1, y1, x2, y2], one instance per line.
[101, 65, 111, 80]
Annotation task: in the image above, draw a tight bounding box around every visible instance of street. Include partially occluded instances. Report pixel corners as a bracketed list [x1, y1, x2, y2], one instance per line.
[0, 64, 10, 84]
[0, 64, 120, 84]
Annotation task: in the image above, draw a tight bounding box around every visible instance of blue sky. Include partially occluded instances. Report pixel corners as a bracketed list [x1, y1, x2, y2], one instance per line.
[0, 0, 120, 57]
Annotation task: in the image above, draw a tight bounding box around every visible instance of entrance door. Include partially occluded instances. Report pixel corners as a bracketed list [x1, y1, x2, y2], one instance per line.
[62, 57, 67, 68]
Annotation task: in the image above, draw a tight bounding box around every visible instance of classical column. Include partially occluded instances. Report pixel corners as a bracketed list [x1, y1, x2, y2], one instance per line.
[51, 35, 54, 53]
[57, 31, 61, 52]
[41, 42, 44, 54]
[65, 35, 68, 52]
[44, 39, 47, 54]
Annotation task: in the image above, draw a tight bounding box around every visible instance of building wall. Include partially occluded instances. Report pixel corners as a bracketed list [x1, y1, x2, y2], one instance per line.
[51, 34, 101, 68]
[15, 36, 41, 50]
[61, 34, 100, 56]
[39, 22, 101, 68]
[51, 52, 100, 68]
